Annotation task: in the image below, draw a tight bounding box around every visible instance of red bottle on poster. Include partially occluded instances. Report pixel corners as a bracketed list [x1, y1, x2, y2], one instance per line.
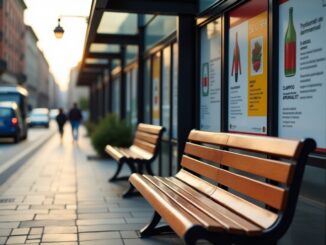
[284, 7, 296, 77]
[231, 32, 242, 82]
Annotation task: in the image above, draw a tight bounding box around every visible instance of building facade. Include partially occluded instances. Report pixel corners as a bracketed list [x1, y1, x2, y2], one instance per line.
[67, 65, 89, 110]
[37, 50, 49, 107]
[24, 25, 38, 108]
[0, 0, 26, 85]
[25, 25, 52, 109]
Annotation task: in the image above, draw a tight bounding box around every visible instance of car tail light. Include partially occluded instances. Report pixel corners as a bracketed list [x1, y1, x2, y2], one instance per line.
[11, 117, 18, 125]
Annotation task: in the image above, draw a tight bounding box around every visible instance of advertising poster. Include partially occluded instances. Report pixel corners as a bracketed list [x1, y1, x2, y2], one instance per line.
[279, 0, 326, 152]
[228, 0, 268, 135]
[152, 54, 161, 125]
[200, 19, 221, 132]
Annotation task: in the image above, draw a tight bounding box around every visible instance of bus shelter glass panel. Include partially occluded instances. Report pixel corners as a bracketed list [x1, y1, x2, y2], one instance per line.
[131, 68, 138, 130]
[162, 46, 171, 138]
[126, 45, 138, 64]
[126, 72, 131, 124]
[172, 43, 178, 139]
[200, 18, 222, 132]
[145, 16, 176, 50]
[228, 0, 268, 135]
[112, 77, 121, 117]
[89, 44, 120, 53]
[278, 0, 326, 153]
[97, 12, 138, 34]
[199, 0, 223, 12]
[144, 59, 151, 123]
[152, 53, 161, 125]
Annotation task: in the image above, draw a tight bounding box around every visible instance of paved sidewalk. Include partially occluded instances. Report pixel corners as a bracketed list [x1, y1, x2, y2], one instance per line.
[0, 128, 184, 245]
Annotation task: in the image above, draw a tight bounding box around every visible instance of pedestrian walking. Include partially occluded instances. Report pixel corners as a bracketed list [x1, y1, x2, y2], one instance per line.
[68, 103, 83, 141]
[56, 108, 67, 140]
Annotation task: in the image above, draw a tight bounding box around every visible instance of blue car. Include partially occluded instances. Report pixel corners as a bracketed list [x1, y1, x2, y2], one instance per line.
[0, 102, 24, 143]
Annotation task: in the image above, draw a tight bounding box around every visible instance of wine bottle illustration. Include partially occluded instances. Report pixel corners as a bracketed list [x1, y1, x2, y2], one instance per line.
[231, 32, 242, 82]
[284, 7, 296, 77]
[202, 63, 209, 96]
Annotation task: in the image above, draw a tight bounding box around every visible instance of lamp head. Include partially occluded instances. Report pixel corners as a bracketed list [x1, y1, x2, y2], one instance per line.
[54, 18, 64, 39]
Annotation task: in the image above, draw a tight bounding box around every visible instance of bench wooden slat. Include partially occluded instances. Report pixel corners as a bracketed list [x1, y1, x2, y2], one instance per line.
[221, 151, 294, 184]
[129, 145, 153, 160]
[181, 155, 287, 210]
[188, 130, 229, 145]
[143, 175, 226, 232]
[188, 130, 303, 159]
[105, 145, 125, 161]
[175, 170, 278, 229]
[184, 142, 223, 163]
[156, 176, 263, 235]
[185, 142, 294, 184]
[134, 139, 156, 155]
[118, 148, 145, 160]
[138, 123, 163, 135]
[135, 131, 159, 145]
[226, 134, 303, 159]
[129, 173, 211, 238]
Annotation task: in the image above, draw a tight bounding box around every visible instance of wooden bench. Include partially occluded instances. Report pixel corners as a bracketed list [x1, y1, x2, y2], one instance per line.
[129, 130, 316, 244]
[106, 123, 165, 197]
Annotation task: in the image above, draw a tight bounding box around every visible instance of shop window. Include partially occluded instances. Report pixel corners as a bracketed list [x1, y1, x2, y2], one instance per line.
[200, 18, 222, 132]
[228, 0, 268, 135]
[278, 0, 326, 152]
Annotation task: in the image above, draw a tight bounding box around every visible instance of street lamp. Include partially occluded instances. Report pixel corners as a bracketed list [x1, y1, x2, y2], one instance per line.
[53, 15, 88, 39]
[54, 18, 64, 39]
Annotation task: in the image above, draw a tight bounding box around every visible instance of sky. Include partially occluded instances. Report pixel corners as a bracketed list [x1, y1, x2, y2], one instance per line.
[24, 0, 92, 91]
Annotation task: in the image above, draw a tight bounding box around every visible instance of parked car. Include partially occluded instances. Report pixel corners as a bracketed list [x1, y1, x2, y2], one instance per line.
[28, 108, 50, 128]
[0, 102, 24, 143]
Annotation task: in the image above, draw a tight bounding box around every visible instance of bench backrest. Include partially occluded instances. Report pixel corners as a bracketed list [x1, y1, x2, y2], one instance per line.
[132, 123, 165, 158]
[177, 130, 316, 233]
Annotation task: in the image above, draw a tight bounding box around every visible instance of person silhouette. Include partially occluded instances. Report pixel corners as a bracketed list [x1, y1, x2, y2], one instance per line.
[68, 103, 83, 141]
[55, 108, 67, 140]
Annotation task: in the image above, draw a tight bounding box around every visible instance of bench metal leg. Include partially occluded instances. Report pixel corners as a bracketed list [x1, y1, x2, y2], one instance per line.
[122, 184, 140, 198]
[145, 163, 154, 175]
[108, 160, 125, 182]
[139, 211, 164, 238]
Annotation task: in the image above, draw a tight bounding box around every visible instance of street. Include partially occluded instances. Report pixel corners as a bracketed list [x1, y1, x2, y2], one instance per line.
[0, 122, 56, 185]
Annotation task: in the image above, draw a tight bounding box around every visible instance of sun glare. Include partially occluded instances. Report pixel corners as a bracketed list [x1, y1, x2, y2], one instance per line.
[24, 0, 92, 91]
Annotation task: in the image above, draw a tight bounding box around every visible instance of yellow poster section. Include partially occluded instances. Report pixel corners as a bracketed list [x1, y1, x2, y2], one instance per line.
[152, 55, 161, 121]
[247, 11, 268, 116]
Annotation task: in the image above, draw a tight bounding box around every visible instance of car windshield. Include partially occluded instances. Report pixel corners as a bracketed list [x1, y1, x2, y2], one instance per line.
[0, 108, 12, 118]
[0, 94, 20, 104]
[31, 109, 48, 115]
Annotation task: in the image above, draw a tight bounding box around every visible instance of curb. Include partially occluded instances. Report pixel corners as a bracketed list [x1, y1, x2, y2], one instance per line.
[0, 131, 55, 185]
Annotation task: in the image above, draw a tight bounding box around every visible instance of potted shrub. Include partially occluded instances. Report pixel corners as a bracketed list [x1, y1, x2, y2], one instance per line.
[91, 114, 132, 157]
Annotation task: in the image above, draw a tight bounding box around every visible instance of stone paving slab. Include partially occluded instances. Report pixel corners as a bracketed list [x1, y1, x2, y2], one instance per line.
[0, 129, 192, 245]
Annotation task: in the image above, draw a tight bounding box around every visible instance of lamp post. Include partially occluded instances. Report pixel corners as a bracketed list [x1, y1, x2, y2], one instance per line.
[53, 15, 88, 39]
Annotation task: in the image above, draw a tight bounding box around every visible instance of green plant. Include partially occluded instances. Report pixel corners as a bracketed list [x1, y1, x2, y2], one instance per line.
[84, 120, 96, 136]
[91, 114, 132, 157]
[79, 97, 89, 111]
